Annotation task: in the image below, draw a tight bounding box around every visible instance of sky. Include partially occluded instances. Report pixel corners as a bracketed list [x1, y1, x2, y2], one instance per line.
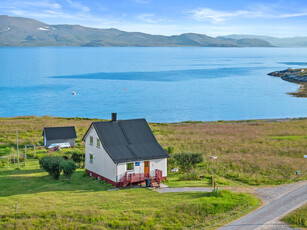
[1, 0, 307, 37]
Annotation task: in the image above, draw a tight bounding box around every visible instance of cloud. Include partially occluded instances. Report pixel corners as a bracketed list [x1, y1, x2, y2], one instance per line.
[189, 7, 307, 22]
[2, 0, 62, 10]
[136, 13, 164, 23]
[65, 0, 90, 12]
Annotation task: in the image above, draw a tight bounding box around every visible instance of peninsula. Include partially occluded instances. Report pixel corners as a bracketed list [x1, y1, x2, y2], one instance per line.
[268, 68, 307, 97]
[268, 68, 307, 83]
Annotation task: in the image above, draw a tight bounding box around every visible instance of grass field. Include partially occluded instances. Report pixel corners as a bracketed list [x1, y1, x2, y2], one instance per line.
[0, 159, 259, 229]
[0, 117, 307, 186]
[282, 204, 307, 229]
[0, 116, 306, 186]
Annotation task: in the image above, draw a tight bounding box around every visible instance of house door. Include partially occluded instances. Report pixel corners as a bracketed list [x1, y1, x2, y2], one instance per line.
[144, 161, 150, 177]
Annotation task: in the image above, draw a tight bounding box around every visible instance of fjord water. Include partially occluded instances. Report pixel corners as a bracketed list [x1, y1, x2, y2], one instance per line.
[0, 47, 306, 122]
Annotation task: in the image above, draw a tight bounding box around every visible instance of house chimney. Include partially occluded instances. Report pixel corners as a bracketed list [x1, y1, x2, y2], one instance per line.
[112, 113, 117, 122]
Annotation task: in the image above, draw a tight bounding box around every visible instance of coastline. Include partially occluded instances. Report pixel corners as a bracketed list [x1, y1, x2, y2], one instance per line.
[1, 115, 306, 124]
[268, 68, 307, 97]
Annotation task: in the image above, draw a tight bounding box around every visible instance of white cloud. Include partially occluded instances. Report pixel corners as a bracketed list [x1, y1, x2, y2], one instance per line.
[65, 0, 90, 12]
[189, 7, 307, 23]
[136, 14, 164, 23]
[3, 1, 62, 10]
[190, 8, 249, 22]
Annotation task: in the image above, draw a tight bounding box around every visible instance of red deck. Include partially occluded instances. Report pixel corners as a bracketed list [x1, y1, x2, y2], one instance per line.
[119, 169, 163, 188]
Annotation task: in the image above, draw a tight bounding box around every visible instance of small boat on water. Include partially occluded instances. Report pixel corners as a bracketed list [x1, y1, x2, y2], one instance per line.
[72, 91, 77, 95]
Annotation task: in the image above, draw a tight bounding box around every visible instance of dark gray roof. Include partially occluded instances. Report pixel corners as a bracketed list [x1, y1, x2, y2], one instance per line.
[85, 119, 170, 163]
[42, 126, 77, 140]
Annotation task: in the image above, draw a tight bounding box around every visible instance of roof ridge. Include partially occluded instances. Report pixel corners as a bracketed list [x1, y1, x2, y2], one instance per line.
[118, 121, 139, 160]
[125, 144, 138, 161]
[118, 121, 131, 144]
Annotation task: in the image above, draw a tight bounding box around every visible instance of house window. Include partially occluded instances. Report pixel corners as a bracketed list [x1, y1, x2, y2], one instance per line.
[90, 136, 93, 145]
[89, 153, 93, 163]
[97, 139, 100, 148]
[126, 162, 134, 171]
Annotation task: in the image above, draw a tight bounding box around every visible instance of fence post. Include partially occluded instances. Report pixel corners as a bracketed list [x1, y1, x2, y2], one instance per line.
[24, 146, 26, 166]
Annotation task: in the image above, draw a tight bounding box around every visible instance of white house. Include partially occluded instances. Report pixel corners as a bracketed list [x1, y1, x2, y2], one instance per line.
[82, 113, 170, 187]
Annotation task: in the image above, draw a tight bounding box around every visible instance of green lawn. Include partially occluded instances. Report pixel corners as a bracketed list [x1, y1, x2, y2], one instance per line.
[0, 159, 259, 229]
[282, 204, 307, 229]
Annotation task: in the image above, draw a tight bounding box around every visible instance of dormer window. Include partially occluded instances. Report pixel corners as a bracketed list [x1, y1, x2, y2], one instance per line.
[90, 136, 93, 145]
[97, 139, 100, 148]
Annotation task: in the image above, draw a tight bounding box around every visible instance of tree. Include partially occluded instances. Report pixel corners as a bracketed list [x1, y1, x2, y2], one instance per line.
[71, 151, 85, 168]
[60, 160, 77, 182]
[173, 153, 203, 173]
[39, 156, 64, 180]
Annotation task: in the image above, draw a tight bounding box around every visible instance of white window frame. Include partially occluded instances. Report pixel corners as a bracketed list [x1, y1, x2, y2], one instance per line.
[96, 138, 100, 148]
[89, 153, 94, 164]
[126, 162, 134, 171]
[89, 136, 93, 145]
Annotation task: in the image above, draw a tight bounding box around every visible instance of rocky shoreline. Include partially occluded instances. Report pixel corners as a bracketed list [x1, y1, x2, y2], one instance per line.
[268, 68, 307, 97]
[268, 68, 307, 83]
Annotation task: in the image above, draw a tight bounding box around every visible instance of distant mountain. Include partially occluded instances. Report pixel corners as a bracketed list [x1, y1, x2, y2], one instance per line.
[0, 15, 272, 47]
[220, 35, 307, 47]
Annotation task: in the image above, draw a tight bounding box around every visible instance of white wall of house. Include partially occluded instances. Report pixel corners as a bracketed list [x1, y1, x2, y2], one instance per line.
[150, 158, 167, 178]
[116, 158, 167, 182]
[84, 125, 117, 182]
[43, 134, 46, 146]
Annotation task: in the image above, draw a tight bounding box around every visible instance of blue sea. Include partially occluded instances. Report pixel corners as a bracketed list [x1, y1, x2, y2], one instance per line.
[0, 47, 306, 122]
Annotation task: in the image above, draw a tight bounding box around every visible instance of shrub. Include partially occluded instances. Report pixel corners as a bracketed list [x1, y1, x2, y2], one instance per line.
[211, 188, 223, 197]
[165, 146, 175, 154]
[71, 151, 85, 168]
[0, 158, 7, 168]
[60, 160, 77, 182]
[173, 153, 204, 173]
[39, 156, 64, 180]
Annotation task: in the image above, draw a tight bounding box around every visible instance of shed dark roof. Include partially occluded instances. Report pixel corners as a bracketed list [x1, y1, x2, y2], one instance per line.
[83, 119, 170, 163]
[42, 126, 77, 140]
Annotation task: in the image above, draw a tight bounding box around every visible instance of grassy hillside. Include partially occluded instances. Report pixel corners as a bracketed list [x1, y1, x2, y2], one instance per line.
[0, 116, 306, 186]
[282, 204, 307, 229]
[0, 159, 259, 229]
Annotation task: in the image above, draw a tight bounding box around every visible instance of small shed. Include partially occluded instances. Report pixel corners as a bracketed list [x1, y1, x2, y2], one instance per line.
[42, 126, 77, 148]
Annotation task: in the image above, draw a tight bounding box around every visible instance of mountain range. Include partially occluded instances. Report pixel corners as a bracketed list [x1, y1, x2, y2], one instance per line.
[0, 15, 306, 47]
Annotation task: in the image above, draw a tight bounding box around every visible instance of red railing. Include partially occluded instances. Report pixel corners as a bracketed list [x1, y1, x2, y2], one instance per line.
[119, 169, 163, 188]
[119, 172, 129, 188]
[155, 169, 162, 186]
[130, 173, 146, 187]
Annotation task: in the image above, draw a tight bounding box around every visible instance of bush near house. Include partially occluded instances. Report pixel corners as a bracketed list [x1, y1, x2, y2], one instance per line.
[173, 152, 203, 173]
[60, 160, 77, 182]
[39, 156, 78, 181]
[70, 151, 85, 168]
[39, 156, 64, 180]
